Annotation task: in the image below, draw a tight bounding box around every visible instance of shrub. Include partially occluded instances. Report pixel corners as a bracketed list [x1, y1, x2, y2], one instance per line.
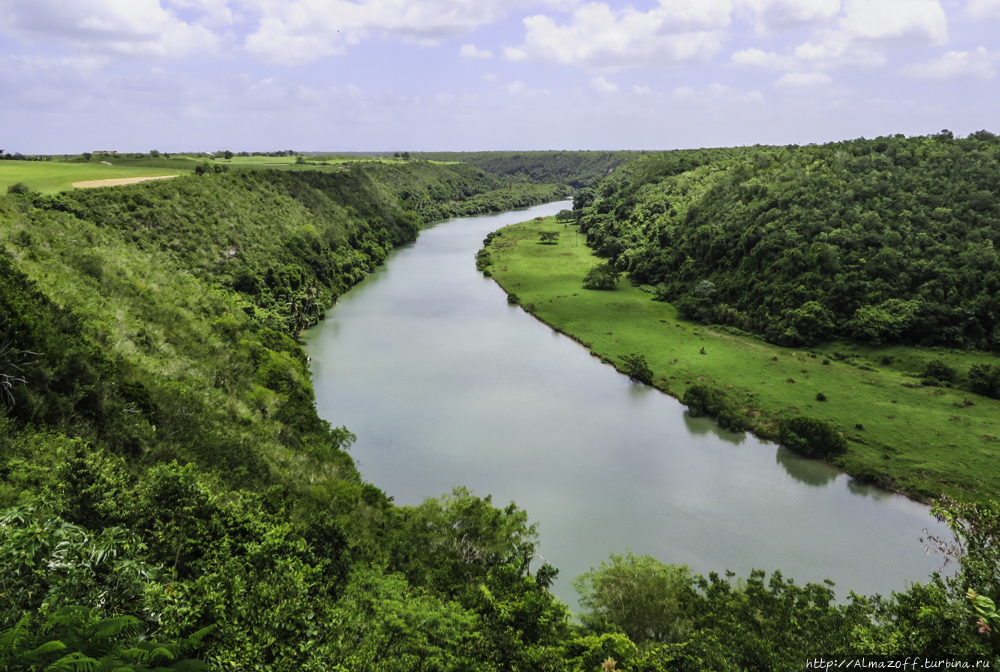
[681, 384, 728, 417]
[620, 353, 653, 385]
[778, 417, 847, 459]
[923, 359, 957, 383]
[816, 392, 827, 402]
[506, 293, 519, 305]
[582, 262, 621, 290]
[969, 364, 1000, 399]
[6, 182, 30, 195]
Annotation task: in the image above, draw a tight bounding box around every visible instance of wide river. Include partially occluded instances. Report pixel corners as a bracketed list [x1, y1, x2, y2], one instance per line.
[303, 200, 950, 611]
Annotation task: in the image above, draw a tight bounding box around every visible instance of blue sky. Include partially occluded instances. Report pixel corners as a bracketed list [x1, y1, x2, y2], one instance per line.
[1, 0, 997, 152]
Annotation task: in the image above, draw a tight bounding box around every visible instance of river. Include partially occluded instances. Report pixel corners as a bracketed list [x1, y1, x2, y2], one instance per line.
[303, 200, 950, 611]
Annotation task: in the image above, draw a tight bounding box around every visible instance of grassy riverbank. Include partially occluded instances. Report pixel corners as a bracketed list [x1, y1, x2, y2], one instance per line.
[487, 215, 1000, 504]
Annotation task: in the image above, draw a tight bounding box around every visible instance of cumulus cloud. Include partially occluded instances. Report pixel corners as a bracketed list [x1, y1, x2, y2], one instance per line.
[774, 71, 832, 87]
[504, 0, 733, 71]
[242, 0, 568, 65]
[633, 84, 651, 94]
[732, 0, 947, 74]
[898, 47, 998, 79]
[0, 0, 221, 59]
[590, 76, 618, 93]
[459, 43, 491, 59]
[838, 0, 947, 47]
[968, 0, 1000, 19]
[742, 0, 841, 35]
[730, 47, 798, 70]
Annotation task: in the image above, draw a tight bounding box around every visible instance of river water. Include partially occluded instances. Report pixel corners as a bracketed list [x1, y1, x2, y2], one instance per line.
[303, 200, 950, 611]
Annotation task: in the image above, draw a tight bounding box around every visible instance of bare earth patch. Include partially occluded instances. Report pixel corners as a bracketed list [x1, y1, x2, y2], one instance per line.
[72, 175, 179, 188]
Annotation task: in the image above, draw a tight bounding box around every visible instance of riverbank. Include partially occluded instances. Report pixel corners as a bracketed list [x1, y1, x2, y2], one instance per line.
[486, 215, 1000, 504]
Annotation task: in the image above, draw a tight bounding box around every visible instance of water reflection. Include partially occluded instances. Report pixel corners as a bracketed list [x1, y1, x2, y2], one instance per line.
[304, 200, 950, 611]
[847, 478, 893, 501]
[682, 412, 747, 446]
[775, 446, 839, 488]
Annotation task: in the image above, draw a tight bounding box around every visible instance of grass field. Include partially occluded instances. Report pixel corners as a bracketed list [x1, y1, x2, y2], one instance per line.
[0, 159, 196, 194]
[488, 216, 1000, 504]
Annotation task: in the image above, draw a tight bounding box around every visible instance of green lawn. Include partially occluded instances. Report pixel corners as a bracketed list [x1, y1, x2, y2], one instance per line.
[489, 216, 1000, 504]
[0, 160, 196, 194]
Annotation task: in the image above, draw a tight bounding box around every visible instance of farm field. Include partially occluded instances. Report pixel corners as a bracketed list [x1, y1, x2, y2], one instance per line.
[487, 215, 1000, 504]
[0, 159, 195, 194]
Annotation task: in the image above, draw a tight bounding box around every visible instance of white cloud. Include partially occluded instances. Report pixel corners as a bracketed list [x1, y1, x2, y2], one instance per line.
[0, 0, 221, 59]
[838, 0, 947, 47]
[898, 47, 998, 79]
[506, 80, 525, 94]
[732, 0, 947, 74]
[590, 76, 618, 93]
[460, 43, 492, 59]
[968, 0, 1000, 19]
[481, 72, 497, 81]
[730, 47, 798, 70]
[504, 0, 734, 71]
[242, 0, 568, 65]
[669, 82, 762, 102]
[742, 0, 841, 35]
[774, 71, 832, 87]
[633, 84, 651, 94]
[165, 0, 233, 26]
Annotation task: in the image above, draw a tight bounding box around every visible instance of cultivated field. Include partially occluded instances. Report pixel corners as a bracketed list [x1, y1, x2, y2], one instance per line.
[0, 160, 195, 194]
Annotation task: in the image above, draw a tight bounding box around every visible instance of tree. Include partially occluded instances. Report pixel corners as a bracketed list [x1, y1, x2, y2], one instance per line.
[583, 262, 621, 290]
[150, 149, 161, 158]
[295, 155, 305, 164]
[402, 151, 411, 161]
[539, 231, 560, 244]
[778, 416, 847, 458]
[848, 299, 921, 344]
[620, 353, 653, 384]
[968, 364, 1000, 399]
[6, 182, 30, 195]
[573, 551, 695, 644]
[223, 150, 234, 161]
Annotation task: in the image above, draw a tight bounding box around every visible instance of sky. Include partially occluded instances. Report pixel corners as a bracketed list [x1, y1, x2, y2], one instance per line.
[1, 0, 998, 153]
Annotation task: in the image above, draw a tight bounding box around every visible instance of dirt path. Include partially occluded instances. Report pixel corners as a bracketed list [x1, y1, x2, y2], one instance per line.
[72, 175, 179, 188]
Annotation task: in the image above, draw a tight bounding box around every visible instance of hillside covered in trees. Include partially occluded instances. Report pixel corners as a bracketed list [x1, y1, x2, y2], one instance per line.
[577, 131, 1000, 353]
[1, 158, 998, 669]
[413, 151, 654, 188]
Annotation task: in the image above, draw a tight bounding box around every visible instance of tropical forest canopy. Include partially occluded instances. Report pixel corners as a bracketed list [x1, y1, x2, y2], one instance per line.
[575, 130, 1000, 352]
[0, 149, 998, 670]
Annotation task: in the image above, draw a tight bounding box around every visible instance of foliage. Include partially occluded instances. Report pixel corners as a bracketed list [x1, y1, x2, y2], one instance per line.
[573, 552, 694, 644]
[969, 364, 1000, 399]
[0, 606, 213, 672]
[778, 416, 848, 459]
[412, 150, 648, 188]
[575, 132, 1000, 351]
[583, 263, 621, 290]
[924, 359, 957, 383]
[620, 354, 653, 385]
[539, 231, 560, 244]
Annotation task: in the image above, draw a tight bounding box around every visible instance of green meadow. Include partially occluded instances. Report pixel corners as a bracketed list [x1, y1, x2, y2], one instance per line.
[488, 216, 1000, 504]
[0, 159, 196, 194]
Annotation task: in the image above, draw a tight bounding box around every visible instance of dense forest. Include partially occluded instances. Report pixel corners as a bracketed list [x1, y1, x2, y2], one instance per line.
[1, 157, 998, 669]
[576, 131, 1000, 355]
[413, 151, 655, 188]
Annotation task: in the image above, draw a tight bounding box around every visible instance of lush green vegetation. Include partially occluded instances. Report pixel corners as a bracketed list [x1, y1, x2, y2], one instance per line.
[413, 151, 663, 188]
[488, 213, 1000, 502]
[577, 131, 1000, 353]
[2, 148, 999, 670]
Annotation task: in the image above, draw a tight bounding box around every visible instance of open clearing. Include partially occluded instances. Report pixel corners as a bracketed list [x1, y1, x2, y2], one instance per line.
[489, 215, 1000, 504]
[72, 175, 179, 188]
[0, 161, 195, 194]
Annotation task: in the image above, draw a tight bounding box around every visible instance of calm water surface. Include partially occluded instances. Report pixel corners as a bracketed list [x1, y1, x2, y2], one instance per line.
[303, 201, 950, 610]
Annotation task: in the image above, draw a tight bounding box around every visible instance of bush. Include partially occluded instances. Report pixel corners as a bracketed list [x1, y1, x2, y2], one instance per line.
[969, 364, 1000, 399]
[816, 392, 827, 402]
[681, 384, 728, 417]
[778, 417, 847, 459]
[582, 262, 621, 290]
[620, 353, 653, 385]
[506, 293, 520, 305]
[923, 359, 957, 383]
[6, 182, 30, 195]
